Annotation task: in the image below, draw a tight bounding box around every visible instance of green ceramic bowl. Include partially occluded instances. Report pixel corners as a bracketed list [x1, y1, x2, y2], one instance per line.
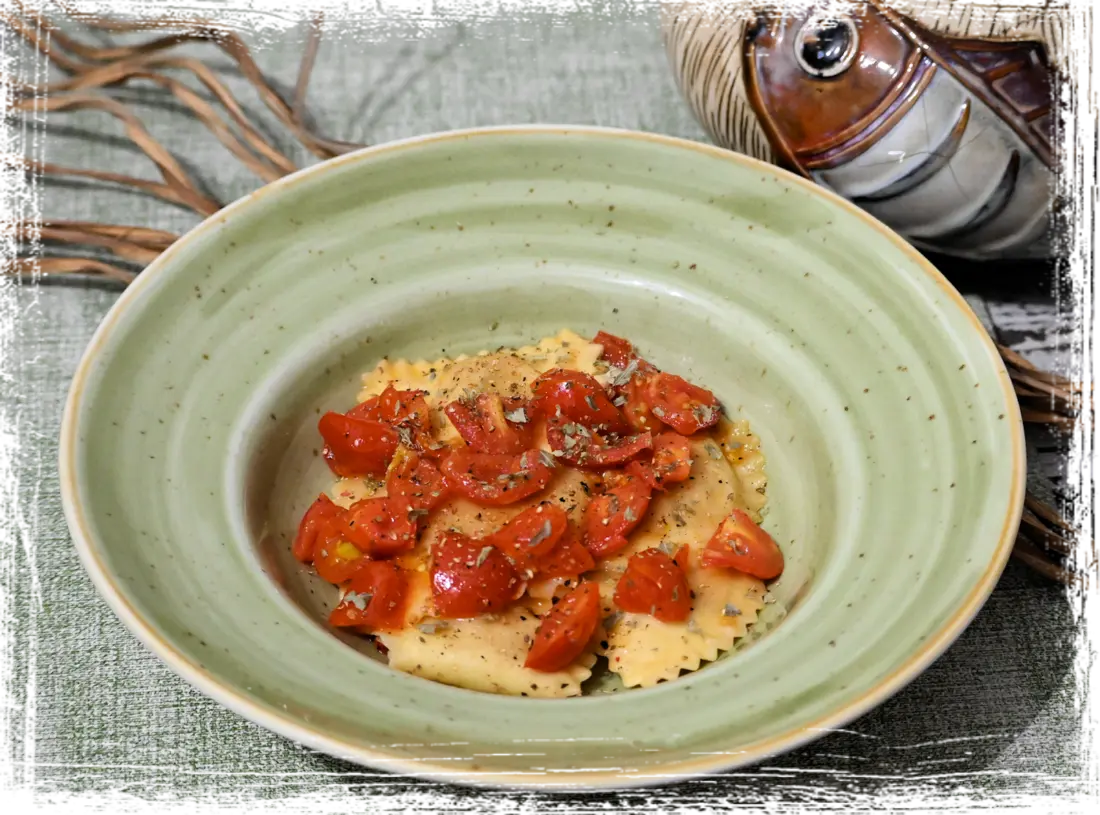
[60, 126, 1024, 789]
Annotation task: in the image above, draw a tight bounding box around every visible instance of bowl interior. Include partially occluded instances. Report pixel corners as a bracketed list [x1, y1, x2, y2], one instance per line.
[64, 127, 1021, 786]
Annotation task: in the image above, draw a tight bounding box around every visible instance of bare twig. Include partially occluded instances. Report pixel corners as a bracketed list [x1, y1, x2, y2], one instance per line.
[40, 9, 363, 159]
[4, 256, 137, 284]
[25, 158, 214, 215]
[294, 13, 324, 120]
[1013, 536, 1077, 586]
[0, 218, 176, 263]
[10, 91, 223, 214]
[1025, 493, 1075, 534]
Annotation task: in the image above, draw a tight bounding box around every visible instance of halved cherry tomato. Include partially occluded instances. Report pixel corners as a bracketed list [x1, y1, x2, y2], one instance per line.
[620, 373, 665, 433]
[314, 538, 369, 585]
[346, 385, 436, 453]
[645, 372, 722, 435]
[593, 330, 637, 369]
[441, 449, 556, 506]
[531, 369, 629, 433]
[443, 393, 534, 454]
[545, 416, 652, 469]
[318, 411, 399, 478]
[701, 509, 784, 580]
[486, 503, 569, 574]
[342, 496, 418, 558]
[431, 530, 525, 618]
[531, 524, 596, 580]
[583, 473, 653, 557]
[524, 581, 602, 672]
[385, 446, 447, 513]
[613, 545, 691, 622]
[292, 493, 346, 563]
[328, 561, 410, 632]
[632, 432, 693, 490]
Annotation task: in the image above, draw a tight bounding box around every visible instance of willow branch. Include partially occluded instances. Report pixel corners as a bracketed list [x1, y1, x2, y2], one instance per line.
[27, 9, 363, 160]
[5, 256, 137, 284]
[0, 218, 173, 263]
[10, 92, 222, 214]
[294, 13, 324, 120]
[24, 158, 213, 215]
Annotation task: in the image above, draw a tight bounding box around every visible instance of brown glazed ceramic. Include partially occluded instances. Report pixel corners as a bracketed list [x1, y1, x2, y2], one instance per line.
[660, 0, 1100, 259]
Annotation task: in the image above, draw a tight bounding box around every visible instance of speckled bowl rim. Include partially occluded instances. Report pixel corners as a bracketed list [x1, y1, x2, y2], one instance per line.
[59, 125, 1025, 791]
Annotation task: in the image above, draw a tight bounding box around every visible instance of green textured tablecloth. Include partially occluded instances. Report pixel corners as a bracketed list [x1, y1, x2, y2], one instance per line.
[1, 4, 1085, 810]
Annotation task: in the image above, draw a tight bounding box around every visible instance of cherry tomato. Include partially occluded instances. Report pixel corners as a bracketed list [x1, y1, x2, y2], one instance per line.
[531, 524, 596, 580]
[346, 385, 436, 452]
[524, 581, 602, 672]
[701, 509, 785, 580]
[645, 372, 722, 435]
[292, 493, 345, 563]
[613, 545, 691, 622]
[443, 393, 534, 454]
[328, 561, 410, 632]
[620, 373, 666, 433]
[545, 416, 652, 469]
[583, 473, 653, 557]
[385, 446, 447, 513]
[318, 411, 399, 478]
[531, 369, 629, 433]
[592, 330, 636, 368]
[314, 538, 369, 585]
[431, 530, 525, 618]
[632, 432, 693, 490]
[441, 449, 556, 506]
[486, 502, 569, 574]
[342, 496, 419, 558]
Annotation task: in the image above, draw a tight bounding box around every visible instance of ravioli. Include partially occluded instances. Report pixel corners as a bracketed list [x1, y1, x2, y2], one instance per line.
[307, 329, 776, 697]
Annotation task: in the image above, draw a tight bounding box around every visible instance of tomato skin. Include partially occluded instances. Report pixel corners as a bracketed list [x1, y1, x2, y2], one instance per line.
[531, 369, 629, 433]
[632, 432, 693, 490]
[613, 546, 692, 622]
[342, 496, 419, 558]
[524, 581, 602, 672]
[645, 373, 722, 435]
[292, 493, 346, 563]
[440, 449, 556, 506]
[346, 385, 436, 453]
[592, 331, 636, 369]
[444, 393, 534, 454]
[328, 561, 410, 632]
[545, 416, 653, 469]
[385, 446, 447, 513]
[701, 509, 785, 580]
[486, 503, 569, 574]
[318, 412, 399, 478]
[431, 530, 525, 618]
[620, 373, 666, 433]
[583, 473, 654, 557]
[532, 524, 596, 579]
[314, 539, 368, 584]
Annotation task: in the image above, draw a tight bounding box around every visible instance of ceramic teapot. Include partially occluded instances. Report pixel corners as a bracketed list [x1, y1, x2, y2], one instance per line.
[662, 0, 1064, 260]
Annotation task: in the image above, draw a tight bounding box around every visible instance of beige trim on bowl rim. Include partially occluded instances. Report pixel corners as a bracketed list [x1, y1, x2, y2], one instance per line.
[58, 125, 1026, 791]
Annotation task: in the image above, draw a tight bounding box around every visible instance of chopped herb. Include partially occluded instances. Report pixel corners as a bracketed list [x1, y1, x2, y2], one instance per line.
[652, 406, 667, 418]
[584, 395, 598, 411]
[671, 587, 680, 602]
[504, 407, 528, 423]
[475, 545, 495, 566]
[345, 591, 372, 611]
[529, 520, 554, 548]
[408, 508, 430, 519]
[539, 450, 558, 467]
[762, 592, 776, 605]
[603, 611, 622, 629]
[623, 507, 637, 523]
[722, 604, 742, 617]
[613, 394, 627, 407]
[396, 427, 414, 448]
[417, 621, 448, 635]
[609, 359, 639, 386]
[657, 540, 675, 556]
[706, 443, 723, 460]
